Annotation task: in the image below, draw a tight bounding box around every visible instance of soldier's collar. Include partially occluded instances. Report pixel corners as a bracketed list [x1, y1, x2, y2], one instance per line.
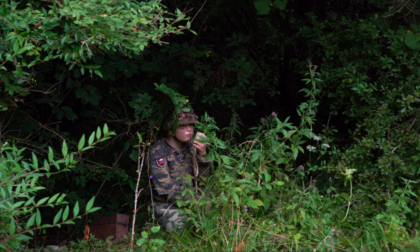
[164, 139, 190, 155]
[163, 139, 192, 154]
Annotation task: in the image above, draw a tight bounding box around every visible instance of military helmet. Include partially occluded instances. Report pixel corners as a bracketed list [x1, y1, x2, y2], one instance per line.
[178, 108, 199, 125]
[166, 108, 199, 129]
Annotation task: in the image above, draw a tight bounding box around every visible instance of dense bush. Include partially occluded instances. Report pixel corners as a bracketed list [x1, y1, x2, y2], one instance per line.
[2, 0, 420, 250]
[0, 125, 114, 250]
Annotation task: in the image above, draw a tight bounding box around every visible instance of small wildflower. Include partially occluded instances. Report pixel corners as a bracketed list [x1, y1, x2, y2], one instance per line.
[228, 232, 231, 236]
[306, 145, 316, 152]
[329, 177, 332, 181]
[299, 165, 305, 171]
[149, 175, 153, 179]
[314, 206, 316, 209]
[322, 143, 330, 148]
[273, 223, 276, 226]
[271, 111, 277, 117]
[245, 209, 248, 212]
[244, 205, 248, 208]
[308, 233, 310, 236]
[313, 136, 321, 141]
[317, 211, 321, 214]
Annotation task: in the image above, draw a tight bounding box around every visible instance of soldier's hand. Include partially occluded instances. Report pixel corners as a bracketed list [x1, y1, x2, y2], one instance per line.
[193, 132, 207, 157]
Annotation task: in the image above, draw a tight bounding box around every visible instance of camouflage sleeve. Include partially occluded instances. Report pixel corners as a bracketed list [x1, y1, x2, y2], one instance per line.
[148, 145, 183, 203]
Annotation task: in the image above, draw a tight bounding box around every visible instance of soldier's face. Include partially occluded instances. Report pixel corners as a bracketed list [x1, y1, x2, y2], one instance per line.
[175, 123, 194, 142]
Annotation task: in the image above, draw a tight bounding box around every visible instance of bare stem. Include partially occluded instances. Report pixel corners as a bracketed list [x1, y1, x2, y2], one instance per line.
[130, 143, 146, 252]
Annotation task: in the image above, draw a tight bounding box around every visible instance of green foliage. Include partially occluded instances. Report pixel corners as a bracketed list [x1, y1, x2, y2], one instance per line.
[3, 0, 420, 249]
[0, 124, 114, 251]
[0, 0, 191, 107]
[291, 12, 420, 226]
[136, 225, 165, 251]
[147, 67, 420, 251]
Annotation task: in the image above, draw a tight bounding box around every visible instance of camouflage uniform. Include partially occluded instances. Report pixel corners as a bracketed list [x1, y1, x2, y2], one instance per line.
[148, 139, 211, 231]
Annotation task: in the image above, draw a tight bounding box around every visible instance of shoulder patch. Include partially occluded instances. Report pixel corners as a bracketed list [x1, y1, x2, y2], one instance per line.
[156, 156, 167, 167]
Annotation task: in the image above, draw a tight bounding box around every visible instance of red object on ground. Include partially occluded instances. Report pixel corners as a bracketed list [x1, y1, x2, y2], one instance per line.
[233, 241, 246, 252]
[90, 214, 129, 240]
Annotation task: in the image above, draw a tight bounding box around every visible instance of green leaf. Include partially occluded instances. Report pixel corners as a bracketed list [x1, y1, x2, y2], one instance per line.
[85, 196, 95, 213]
[11, 201, 25, 209]
[13, 40, 19, 53]
[339, 193, 350, 202]
[273, 181, 284, 186]
[232, 192, 239, 207]
[73, 201, 79, 216]
[103, 124, 109, 135]
[96, 127, 101, 140]
[62, 206, 69, 222]
[136, 132, 143, 143]
[81, 146, 94, 151]
[88, 207, 101, 213]
[32, 152, 38, 169]
[26, 214, 36, 229]
[94, 70, 103, 78]
[253, 0, 271, 15]
[36, 208, 41, 227]
[405, 32, 420, 49]
[48, 193, 60, 204]
[221, 176, 234, 183]
[88, 132, 95, 145]
[151, 226, 160, 233]
[48, 147, 54, 162]
[37, 197, 49, 206]
[14, 234, 32, 241]
[57, 193, 66, 204]
[9, 218, 15, 235]
[254, 199, 264, 206]
[53, 208, 63, 225]
[78, 134, 85, 151]
[136, 238, 147, 246]
[17, 45, 34, 55]
[176, 200, 184, 208]
[141, 231, 148, 239]
[273, 0, 287, 9]
[264, 170, 271, 183]
[292, 144, 299, 160]
[62, 141, 68, 157]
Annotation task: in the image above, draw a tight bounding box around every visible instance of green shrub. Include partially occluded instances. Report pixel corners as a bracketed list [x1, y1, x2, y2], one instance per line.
[0, 124, 114, 251]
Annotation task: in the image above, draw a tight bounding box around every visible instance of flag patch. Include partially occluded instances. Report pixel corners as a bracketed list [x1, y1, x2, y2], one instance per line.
[156, 157, 167, 167]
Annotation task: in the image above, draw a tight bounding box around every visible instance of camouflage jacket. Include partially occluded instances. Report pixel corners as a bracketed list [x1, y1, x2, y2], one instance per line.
[148, 139, 211, 203]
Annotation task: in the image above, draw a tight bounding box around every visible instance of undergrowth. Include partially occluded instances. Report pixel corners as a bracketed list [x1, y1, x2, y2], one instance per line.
[18, 64, 420, 251]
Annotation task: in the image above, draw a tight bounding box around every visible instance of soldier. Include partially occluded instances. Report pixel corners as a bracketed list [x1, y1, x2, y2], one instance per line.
[148, 108, 211, 232]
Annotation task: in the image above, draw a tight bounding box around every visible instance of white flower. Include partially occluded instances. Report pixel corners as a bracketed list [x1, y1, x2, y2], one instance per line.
[306, 145, 316, 152]
[313, 136, 321, 141]
[322, 143, 330, 148]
